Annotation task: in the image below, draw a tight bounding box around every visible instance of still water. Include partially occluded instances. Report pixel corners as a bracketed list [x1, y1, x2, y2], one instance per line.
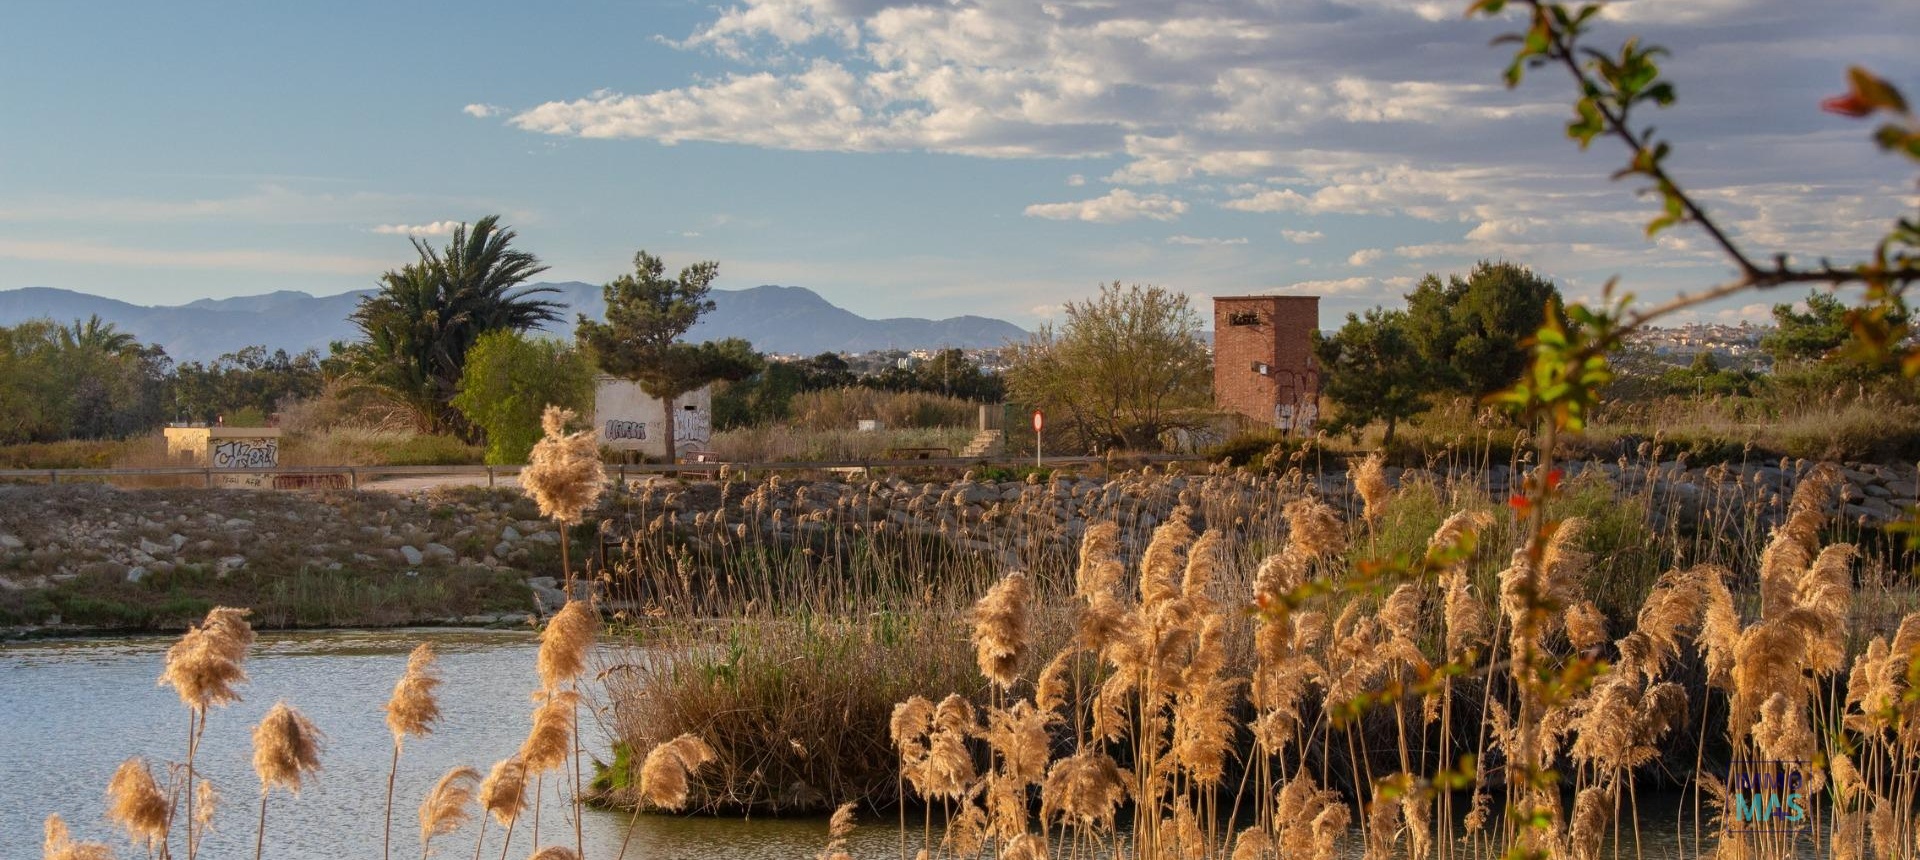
[1, 630, 1811, 860]
[0, 629, 890, 860]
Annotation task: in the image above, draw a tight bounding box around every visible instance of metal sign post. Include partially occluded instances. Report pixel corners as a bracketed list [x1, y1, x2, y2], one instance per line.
[1033, 409, 1044, 469]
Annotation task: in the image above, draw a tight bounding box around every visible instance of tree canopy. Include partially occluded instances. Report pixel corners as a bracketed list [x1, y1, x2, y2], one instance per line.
[1404, 260, 1565, 398]
[451, 331, 596, 464]
[0, 317, 169, 444]
[345, 216, 560, 435]
[1004, 282, 1210, 452]
[1314, 308, 1430, 445]
[576, 251, 762, 461]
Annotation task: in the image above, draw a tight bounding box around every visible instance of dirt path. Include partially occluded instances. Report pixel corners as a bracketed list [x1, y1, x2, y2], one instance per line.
[359, 473, 521, 492]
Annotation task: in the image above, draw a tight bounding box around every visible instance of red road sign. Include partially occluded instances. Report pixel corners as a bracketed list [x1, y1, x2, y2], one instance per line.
[1032, 410, 1044, 432]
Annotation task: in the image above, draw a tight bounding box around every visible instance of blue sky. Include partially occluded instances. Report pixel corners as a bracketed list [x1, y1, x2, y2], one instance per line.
[1, 0, 1914, 327]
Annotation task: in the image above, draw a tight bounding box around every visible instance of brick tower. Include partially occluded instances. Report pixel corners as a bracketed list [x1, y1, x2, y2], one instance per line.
[1212, 295, 1320, 432]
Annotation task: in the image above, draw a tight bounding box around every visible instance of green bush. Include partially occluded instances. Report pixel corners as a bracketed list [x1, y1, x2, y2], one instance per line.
[1206, 430, 1326, 470]
[451, 331, 596, 465]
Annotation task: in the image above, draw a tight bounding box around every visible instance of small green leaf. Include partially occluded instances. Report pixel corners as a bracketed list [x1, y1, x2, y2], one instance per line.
[1567, 97, 1605, 148]
[1849, 66, 1909, 114]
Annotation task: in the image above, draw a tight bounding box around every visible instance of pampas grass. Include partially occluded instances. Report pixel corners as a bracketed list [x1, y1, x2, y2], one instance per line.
[104, 757, 169, 853]
[419, 766, 481, 859]
[44, 814, 115, 860]
[386, 643, 442, 860]
[160, 606, 253, 860]
[521, 407, 605, 527]
[536, 601, 596, 692]
[521, 406, 606, 592]
[970, 571, 1032, 690]
[250, 702, 322, 860]
[638, 734, 716, 812]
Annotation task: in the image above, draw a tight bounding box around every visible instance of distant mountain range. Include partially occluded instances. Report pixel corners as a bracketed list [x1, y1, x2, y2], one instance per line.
[0, 283, 1029, 362]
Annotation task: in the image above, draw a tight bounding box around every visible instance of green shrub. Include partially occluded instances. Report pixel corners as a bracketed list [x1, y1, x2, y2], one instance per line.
[1206, 430, 1326, 471]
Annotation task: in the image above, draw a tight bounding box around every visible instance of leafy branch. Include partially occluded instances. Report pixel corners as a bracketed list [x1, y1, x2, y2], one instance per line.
[1470, 0, 1920, 354]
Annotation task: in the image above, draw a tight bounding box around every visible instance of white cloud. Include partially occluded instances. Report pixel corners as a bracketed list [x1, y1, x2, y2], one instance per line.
[371, 221, 463, 236]
[1220, 188, 1311, 214]
[1166, 235, 1248, 246]
[1270, 277, 1384, 296]
[1347, 248, 1385, 266]
[1024, 189, 1187, 223]
[462, 103, 506, 119]
[479, 0, 1913, 318]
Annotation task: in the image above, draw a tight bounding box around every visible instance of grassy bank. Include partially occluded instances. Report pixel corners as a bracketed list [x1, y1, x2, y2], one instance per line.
[0, 562, 530, 631]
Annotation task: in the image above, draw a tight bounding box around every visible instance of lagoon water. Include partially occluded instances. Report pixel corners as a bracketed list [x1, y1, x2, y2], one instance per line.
[0, 629, 894, 860]
[2, 629, 1817, 860]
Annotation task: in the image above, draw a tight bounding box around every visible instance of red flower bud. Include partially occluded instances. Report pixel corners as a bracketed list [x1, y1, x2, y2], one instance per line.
[1822, 93, 1873, 118]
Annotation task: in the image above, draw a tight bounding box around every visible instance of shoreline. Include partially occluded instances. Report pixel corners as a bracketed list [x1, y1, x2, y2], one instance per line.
[0, 613, 537, 641]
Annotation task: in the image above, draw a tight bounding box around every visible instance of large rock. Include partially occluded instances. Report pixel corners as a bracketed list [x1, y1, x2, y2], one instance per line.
[399, 545, 424, 566]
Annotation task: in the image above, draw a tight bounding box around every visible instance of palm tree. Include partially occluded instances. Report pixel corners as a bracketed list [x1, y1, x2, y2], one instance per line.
[58, 315, 138, 355]
[347, 216, 561, 434]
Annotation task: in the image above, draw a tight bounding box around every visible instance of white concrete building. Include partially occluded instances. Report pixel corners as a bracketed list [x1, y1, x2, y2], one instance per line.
[591, 376, 714, 460]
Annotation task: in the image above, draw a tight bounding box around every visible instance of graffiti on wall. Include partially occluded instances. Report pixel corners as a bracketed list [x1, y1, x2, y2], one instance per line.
[605, 420, 648, 441]
[1276, 401, 1319, 433]
[211, 439, 278, 470]
[673, 409, 712, 449]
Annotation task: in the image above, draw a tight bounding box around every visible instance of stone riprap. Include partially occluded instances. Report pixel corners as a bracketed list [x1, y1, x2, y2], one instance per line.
[1, 456, 1910, 628]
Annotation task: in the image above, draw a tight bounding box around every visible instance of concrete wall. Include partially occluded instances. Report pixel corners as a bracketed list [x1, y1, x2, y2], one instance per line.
[1213, 296, 1320, 431]
[591, 377, 713, 460]
[162, 426, 282, 488]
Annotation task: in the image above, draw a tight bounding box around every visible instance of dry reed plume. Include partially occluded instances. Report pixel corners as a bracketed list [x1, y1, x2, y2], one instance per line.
[44, 814, 115, 860]
[419, 766, 481, 858]
[819, 801, 858, 860]
[520, 689, 580, 774]
[104, 757, 169, 853]
[638, 734, 717, 811]
[159, 606, 254, 860]
[1352, 453, 1390, 524]
[536, 601, 597, 691]
[521, 407, 606, 526]
[387, 643, 443, 740]
[384, 643, 443, 860]
[970, 571, 1032, 690]
[480, 757, 530, 826]
[251, 701, 323, 860]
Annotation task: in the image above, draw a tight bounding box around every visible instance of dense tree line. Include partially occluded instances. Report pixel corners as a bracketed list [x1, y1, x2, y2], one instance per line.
[1315, 261, 1565, 443]
[0, 318, 329, 444]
